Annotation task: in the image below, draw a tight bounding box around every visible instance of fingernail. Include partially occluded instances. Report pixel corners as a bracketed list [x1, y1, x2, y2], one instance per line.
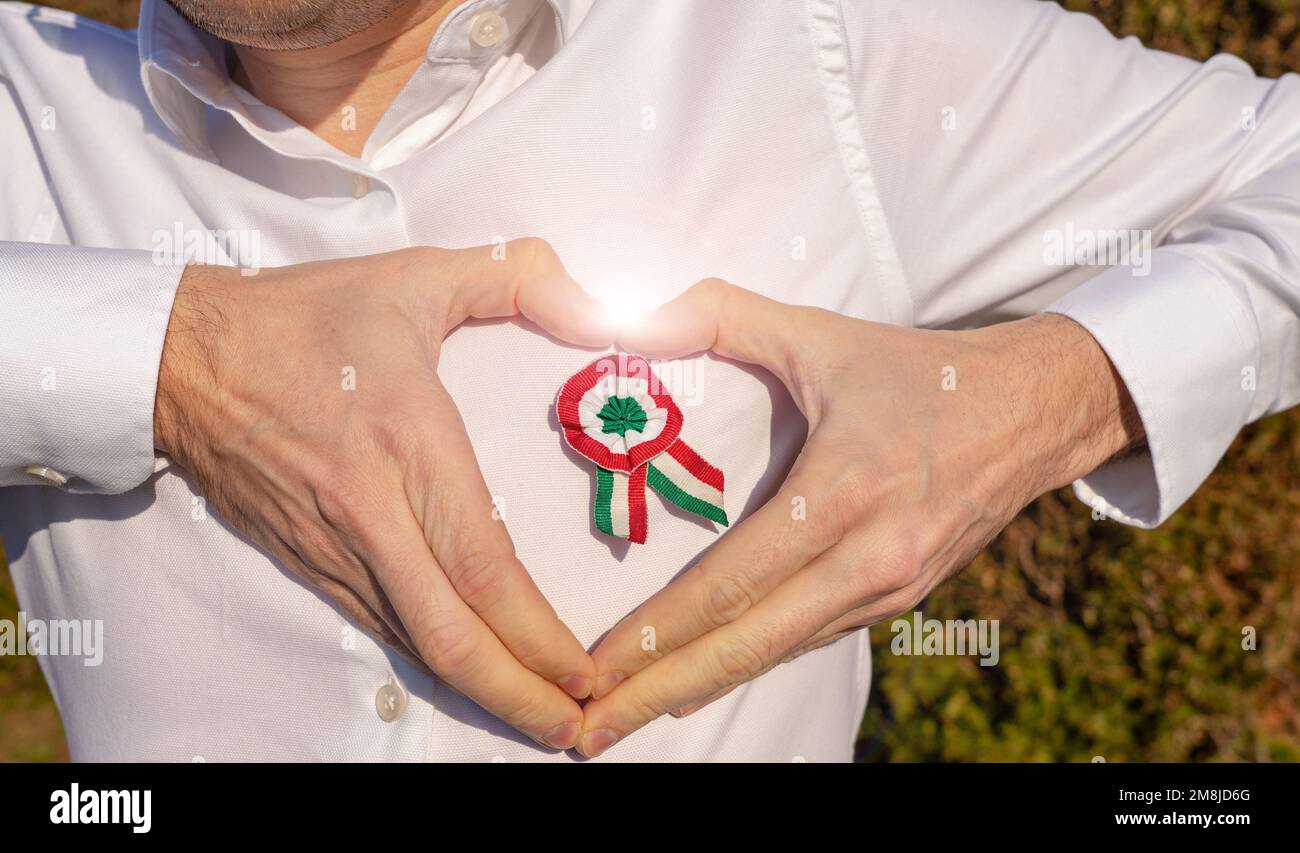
[593, 671, 625, 699]
[579, 728, 620, 757]
[672, 701, 704, 718]
[558, 675, 593, 699]
[541, 721, 580, 750]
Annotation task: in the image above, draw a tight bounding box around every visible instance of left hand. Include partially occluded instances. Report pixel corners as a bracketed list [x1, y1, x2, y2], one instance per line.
[577, 278, 1143, 757]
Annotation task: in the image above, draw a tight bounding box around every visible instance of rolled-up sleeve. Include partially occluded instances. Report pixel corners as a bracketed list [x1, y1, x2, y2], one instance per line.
[0, 243, 182, 493]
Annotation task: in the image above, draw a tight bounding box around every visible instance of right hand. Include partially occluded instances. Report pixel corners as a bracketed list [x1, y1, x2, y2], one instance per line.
[153, 240, 613, 750]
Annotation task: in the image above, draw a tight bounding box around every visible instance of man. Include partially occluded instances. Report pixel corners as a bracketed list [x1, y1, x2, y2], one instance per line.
[0, 0, 1296, 761]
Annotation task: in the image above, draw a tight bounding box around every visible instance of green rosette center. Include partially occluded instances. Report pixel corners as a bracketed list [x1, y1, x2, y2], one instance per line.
[597, 395, 649, 437]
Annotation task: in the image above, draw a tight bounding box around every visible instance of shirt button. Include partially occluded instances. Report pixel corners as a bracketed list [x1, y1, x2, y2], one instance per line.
[24, 464, 68, 487]
[350, 174, 371, 198]
[375, 679, 407, 723]
[470, 11, 505, 48]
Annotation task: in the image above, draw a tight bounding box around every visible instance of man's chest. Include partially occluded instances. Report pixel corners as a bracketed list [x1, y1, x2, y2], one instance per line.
[29, 1, 895, 325]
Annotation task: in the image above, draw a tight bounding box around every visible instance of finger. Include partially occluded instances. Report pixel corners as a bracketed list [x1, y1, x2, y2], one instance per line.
[256, 517, 428, 669]
[415, 414, 596, 699]
[783, 625, 863, 664]
[310, 567, 430, 674]
[578, 542, 863, 757]
[670, 683, 738, 719]
[360, 507, 586, 749]
[783, 573, 937, 661]
[589, 453, 838, 698]
[617, 278, 819, 385]
[448, 238, 616, 347]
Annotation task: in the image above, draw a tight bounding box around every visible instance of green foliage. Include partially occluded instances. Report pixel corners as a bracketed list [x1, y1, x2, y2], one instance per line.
[0, 548, 68, 761]
[861, 410, 1300, 762]
[1062, 0, 1300, 75]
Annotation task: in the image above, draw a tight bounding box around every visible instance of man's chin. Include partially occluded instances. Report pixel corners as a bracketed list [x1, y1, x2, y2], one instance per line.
[164, 0, 410, 51]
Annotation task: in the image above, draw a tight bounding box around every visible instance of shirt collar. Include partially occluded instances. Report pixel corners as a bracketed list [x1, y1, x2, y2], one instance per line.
[137, 0, 589, 160]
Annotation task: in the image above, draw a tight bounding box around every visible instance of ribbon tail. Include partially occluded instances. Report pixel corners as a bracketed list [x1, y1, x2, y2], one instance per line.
[594, 466, 649, 544]
[646, 441, 729, 527]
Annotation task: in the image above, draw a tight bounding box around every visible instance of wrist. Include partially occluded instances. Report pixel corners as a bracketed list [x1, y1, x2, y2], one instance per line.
[967, 313, 1145, 500]
[153, 264, 235, 465]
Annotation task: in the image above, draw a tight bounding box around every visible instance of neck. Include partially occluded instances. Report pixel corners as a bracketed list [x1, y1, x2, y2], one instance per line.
[231, 0, 460, 158]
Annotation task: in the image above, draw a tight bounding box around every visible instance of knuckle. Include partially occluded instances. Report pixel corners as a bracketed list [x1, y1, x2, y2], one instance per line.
[710, 634, 773, 685]
[447, 547, 514, 608]
[622, 689, 672, 725]
[690, 277, 735, 316]
[419, 615, 480, 677]
[373, 408, 434, 462]
[315, 471, 372, 532]
[820, 468, 876, 536]
[869, 537, 925, 595]
[508, 237, 561, 275]
[499, 612, 561, 672]
[507, 635, 557, 675]
[499, 238, 569, 316]
[508, 694, 561, 736]
[692, 276, 732, 297]
[700, 573, 757, 628]
[829, 468, 875, 518]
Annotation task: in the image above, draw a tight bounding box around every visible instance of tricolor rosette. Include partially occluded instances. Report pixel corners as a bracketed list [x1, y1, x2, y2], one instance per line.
[557, 354, 728, 544]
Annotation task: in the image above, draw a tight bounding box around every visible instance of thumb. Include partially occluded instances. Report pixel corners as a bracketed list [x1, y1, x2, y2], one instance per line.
[617, 278, 804, 385]
[446, 238, 617, 347]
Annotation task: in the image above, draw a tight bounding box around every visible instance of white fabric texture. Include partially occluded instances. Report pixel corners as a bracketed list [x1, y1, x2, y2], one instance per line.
[0, 0, 1297, 761]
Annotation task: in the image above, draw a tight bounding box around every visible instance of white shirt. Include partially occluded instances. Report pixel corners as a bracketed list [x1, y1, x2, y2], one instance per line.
[1, 0, 1297, 761]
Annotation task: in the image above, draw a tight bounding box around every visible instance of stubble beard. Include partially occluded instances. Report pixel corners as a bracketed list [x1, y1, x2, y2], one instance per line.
[164, 0, 414, 50]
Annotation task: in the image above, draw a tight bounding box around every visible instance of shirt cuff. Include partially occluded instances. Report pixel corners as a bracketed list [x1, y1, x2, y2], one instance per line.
[0, 243, 183, 494]
[1043, 250, 1258, 527]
